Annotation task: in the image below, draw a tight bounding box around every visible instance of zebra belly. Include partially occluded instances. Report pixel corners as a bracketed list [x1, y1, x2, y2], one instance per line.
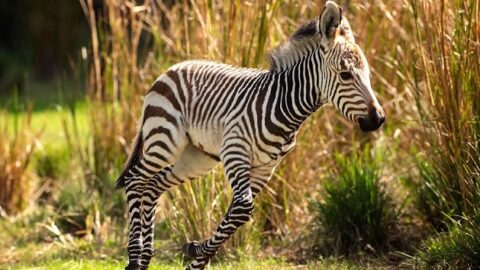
[187, 126, 223, 158]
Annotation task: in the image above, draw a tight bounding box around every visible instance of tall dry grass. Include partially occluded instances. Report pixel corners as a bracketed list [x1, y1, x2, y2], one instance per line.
[75, 0, 479, 260]
[407, 0, 480, 229]
[0, 106, 39, 215]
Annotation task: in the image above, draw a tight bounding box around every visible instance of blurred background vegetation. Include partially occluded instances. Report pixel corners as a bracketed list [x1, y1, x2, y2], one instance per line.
[0, 0, 479, 269]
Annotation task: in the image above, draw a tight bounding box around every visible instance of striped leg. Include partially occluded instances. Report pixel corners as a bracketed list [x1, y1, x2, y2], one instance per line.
[124, 131, 187, 270]
[249, 165, 275, 199]
[182, 164, 275, 270]
[124, 159, 161, 270]
[137, 168, 172, 270]
[139, 144, 219, 269]
[183, 145, 254, 269]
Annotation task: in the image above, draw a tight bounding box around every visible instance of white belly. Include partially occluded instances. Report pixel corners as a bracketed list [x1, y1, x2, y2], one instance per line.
[188, 126, 223, 156]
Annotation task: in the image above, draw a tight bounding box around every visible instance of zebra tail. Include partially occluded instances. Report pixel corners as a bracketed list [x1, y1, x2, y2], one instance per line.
[115, 130, 143, 189]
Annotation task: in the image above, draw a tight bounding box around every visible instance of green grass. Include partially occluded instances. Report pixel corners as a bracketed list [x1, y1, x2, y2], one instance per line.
[7, 260, 363, 270]
[0, 239, 363, 270]
[0, 78, 85, 112]
[418, 210, 480, 269]
[9, 259, 366, 270]
[5, 259, 295, 270]
[4, 256, 365, 270]
[1, 78, 89, 148]
[9, 102, 89, 147]
[310, 147, 399, 256]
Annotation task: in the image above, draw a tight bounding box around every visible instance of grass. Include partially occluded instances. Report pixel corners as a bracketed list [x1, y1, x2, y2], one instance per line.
[1, 77, 89, 148]
[4, 258, 359, 270]
[4, 257, 296, 270]
[0, 107, 39, 215]
[19, 103, 89, 147]
[0, 237, 362, 270]
[310, 147, 399, 257]
[419, 210, 480, 269]
[408, 0, 480, 229]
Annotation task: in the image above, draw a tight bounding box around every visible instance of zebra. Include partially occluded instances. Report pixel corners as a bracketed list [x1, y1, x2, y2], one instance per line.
[116, 1, 385, 269]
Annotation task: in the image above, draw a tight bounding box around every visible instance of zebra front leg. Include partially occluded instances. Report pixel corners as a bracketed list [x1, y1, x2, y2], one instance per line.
[182, 163, 275, 270]
[183, 188, 254, 269]
[183, 148, 254, 269]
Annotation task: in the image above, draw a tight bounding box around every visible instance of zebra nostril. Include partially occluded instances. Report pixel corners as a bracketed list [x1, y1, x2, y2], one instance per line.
[369, 109, 378, 124]
[378, 114, 385, 126]
[368, 107, 385, 127]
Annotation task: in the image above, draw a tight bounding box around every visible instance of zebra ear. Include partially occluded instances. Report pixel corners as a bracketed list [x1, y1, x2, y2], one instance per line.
[339, 17, 355, 43]
[318, 1, 342, 47]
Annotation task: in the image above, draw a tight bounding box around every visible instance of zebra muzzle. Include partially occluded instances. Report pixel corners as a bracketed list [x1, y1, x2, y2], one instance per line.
[358, 107, 385, 132]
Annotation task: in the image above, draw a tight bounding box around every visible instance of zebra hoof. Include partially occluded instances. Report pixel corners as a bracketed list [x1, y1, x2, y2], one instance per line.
[125, 261, 141, 270]
[182, 240, 201, 258]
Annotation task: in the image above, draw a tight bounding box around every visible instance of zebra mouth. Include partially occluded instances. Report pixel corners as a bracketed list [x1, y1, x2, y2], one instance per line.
[358, 109, 385, 132]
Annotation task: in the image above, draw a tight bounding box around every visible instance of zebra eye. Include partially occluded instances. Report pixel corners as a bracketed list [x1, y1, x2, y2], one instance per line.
[339, 71, 353, 81]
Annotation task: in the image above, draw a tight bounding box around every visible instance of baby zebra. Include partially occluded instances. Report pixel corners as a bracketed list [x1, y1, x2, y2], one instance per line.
[116, 2, 385, 269]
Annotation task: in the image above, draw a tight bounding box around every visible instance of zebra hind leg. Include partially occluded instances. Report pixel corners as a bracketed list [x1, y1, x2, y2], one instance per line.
[137, 168, 171, 270]
[123, 156, 160, 270]
[123, 156, 175, 270]
[139, 144, 219, 269]
[123, 137, 188, 269]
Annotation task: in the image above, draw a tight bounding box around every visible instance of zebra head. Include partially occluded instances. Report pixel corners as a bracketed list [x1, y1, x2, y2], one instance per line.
[319, 1, 385, 132]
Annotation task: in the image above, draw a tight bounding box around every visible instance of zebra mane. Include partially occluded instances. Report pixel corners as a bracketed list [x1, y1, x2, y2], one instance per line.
[268, 20, 322, 72]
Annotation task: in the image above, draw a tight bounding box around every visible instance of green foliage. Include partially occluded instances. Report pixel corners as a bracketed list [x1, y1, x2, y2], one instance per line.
[410, 158, 475, 231]
[311, 147, 398, 256]
[2, 255, 304, 270]
[419, 210, 480, 269]
[34, 146, 70, 180]
[33, 146, 71, 206]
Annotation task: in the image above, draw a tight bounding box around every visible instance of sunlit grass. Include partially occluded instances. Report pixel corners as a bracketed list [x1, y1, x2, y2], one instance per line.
[14, 259, 365, 270]
[9, 259, 343, 270]
[6, 101, 89, 148]
[6, 258, 300, 270]
[419, 210, 480, 269]
[0, 237, 361, 270]
[0, 110, 37, 215]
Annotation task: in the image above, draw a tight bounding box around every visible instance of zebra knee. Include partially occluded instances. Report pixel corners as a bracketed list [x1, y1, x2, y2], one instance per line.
[230, 193, 254, 225]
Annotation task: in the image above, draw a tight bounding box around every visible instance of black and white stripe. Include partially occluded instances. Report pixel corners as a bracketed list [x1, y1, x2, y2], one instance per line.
[117, 2, 385, 270]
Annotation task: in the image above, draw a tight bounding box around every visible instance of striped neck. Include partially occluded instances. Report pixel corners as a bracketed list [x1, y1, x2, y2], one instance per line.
[270, 48, 326, 133]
